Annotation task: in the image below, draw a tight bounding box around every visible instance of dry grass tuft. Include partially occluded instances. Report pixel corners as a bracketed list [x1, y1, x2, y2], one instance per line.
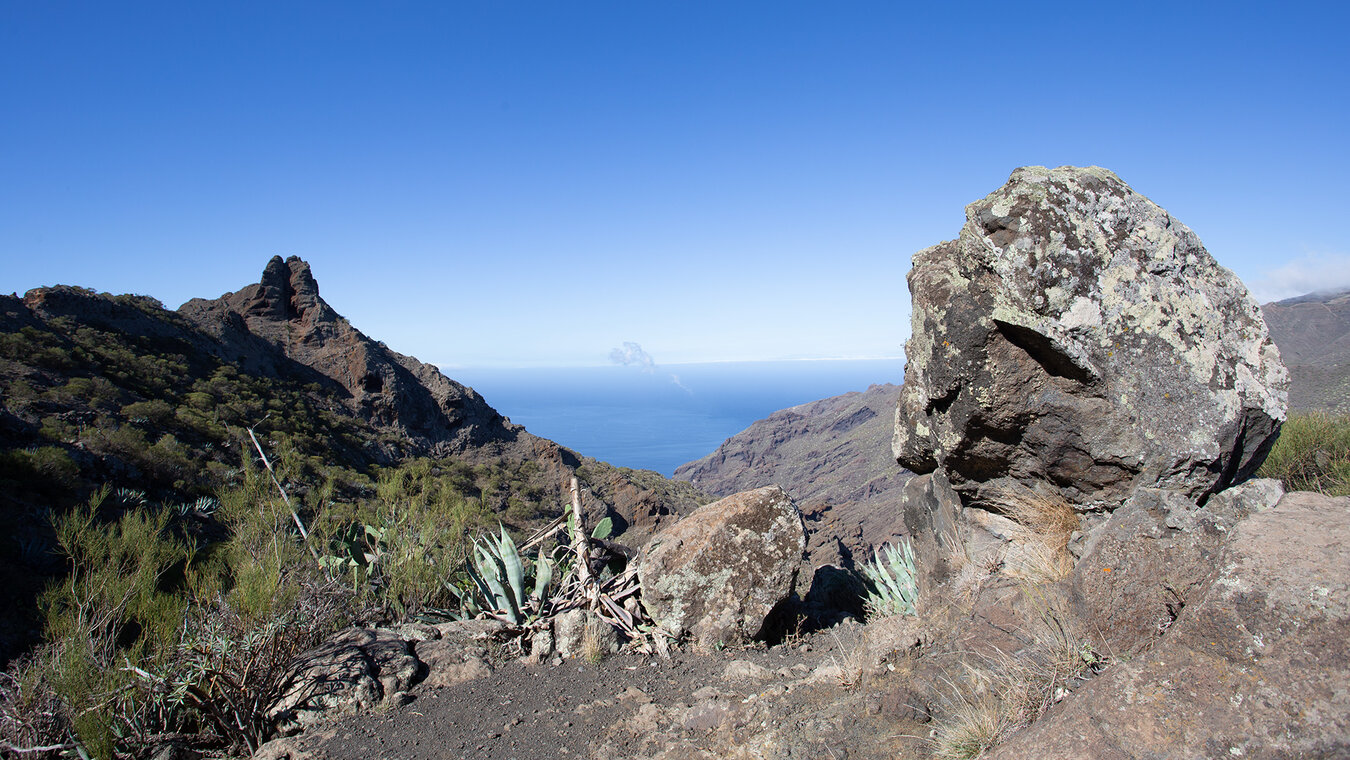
[580, 618, 608, 665]
[829, 630, 867, 690]
[988, 485, 1080, 584]
[930, 601, 1108, 758]
[931, 689, 1012, 760]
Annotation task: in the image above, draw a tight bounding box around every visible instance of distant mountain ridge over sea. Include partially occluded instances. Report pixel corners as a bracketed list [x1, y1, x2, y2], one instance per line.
[450, 359, 904, 476]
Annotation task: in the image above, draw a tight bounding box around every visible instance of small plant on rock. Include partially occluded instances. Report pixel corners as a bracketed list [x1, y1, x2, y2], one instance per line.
[860, 539, 918, 619]
[988, 484, 1080, 584]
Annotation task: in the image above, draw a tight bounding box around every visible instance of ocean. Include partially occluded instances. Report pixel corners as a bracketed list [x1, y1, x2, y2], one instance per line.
[449, 359, 904, 476]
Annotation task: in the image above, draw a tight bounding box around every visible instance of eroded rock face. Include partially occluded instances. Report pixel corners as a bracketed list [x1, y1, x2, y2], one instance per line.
[1068, 479, 1285, 653]
[180, 255, 510, 452]
[894, 166, 1288, 508]
[637, 486, 806, 648]
[269, 628, 424, 735]
[989, 491, 1350, 759]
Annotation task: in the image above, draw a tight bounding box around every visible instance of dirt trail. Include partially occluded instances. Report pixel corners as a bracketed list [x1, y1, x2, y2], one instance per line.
[260, 621, 931, 760]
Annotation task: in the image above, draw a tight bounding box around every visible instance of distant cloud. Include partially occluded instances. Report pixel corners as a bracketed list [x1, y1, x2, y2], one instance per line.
[609, 341, 657, 372]
[1247, 252, 1350, 303]
[609, 341, 691, 393]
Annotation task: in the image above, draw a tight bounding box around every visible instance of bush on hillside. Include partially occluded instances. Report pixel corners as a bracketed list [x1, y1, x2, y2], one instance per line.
[1258, 411, 1350, 496]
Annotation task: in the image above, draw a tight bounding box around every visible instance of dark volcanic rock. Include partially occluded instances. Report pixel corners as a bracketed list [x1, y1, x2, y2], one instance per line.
[638, 486, 806, 648]
[894, 166, 1288, 509]
[1262, 287, 1350, 414]
[180, 255, 510, 453]
[674, 384, 912, 566]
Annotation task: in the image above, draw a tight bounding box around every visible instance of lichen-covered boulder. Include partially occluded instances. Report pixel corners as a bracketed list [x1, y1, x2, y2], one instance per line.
[894, 166, 1288, 509]
[638, 486, 806, 648]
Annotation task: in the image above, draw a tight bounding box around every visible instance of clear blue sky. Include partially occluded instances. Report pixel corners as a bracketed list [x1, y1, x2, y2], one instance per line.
[3, 1, 1347, 367]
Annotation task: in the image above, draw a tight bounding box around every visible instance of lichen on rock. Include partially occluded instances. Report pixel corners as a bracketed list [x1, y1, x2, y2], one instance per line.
[637, 485, 806, 649]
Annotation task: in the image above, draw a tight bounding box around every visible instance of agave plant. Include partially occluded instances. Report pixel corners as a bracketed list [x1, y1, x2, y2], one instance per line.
[861, 539, 918, 618]
[319, 519, 393, 592]
[463, 525, 556, 625]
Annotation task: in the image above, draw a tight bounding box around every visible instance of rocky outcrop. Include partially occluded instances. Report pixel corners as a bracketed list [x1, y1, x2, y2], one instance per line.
[990, 491, 1350, 759]
[1067, 478, 1285, 653]
[883, 168, 1348, 758]
[638, 486, 806, 648]
[894, 166, 1288, 509]
[180, 255, 511, 453]
[675, 384, 912, 567]
[176, 256, 704, 543]
[269, 628, 425, 735]
[1262, 287, 1350, 414]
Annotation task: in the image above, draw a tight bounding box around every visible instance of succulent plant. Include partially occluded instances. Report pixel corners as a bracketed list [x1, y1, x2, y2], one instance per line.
[861, 539, 918, 618]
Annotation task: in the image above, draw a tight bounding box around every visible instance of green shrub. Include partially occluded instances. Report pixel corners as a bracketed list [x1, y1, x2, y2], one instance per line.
[0, 446, 80, 493]
[315, 460, 492, 618]
[122, 398, 175, 427]
[39, 487, 191, 756]
[38, 415, 77, 443]
[1258, 411, 1350, 496]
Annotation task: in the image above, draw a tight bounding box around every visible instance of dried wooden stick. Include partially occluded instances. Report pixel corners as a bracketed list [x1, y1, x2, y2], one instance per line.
[246, 422, 320, 562]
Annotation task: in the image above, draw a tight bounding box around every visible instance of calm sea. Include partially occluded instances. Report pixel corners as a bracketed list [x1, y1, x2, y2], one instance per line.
[449, 359, 904, 476]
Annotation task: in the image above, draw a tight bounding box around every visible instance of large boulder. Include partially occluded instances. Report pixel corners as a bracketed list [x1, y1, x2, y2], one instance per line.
[989, 491, 1350, 759]
[638, 486, 806, 648]
[894, 166, 1288, 509]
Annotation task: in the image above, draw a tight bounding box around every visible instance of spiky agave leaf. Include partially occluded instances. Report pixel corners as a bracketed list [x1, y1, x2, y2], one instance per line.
[473, 541, 518, 624]
[862, 539, 918, 617]
[532, 545, 553, 604]
[496, 524, 525, 615]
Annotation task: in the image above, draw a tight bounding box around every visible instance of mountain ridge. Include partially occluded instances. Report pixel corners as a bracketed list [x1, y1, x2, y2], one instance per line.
[1261, 287, 1350, 413]
[0, 257, 706, 661]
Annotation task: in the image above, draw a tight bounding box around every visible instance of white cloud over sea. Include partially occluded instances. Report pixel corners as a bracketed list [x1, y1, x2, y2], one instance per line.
[1246, 252, 1350, 303]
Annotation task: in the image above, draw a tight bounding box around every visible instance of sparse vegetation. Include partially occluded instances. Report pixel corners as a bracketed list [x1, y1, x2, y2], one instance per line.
[931, 688, 1013, 760]
[930, 599, 1108, 759]
[1258, 411, 1350, 496]
[580, 618, 608, 665]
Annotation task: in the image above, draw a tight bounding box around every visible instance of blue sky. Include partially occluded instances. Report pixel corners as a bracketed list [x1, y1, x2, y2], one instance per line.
[3, 1, 1347, 368]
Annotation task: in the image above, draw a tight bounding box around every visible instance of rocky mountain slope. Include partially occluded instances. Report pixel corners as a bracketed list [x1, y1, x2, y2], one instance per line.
[1262, 286, 1350, 413]
[249, 166, 1348, 760]
[0, 257, 704, 660]
[3, 257, 704, 533]
[673, 384, 911, 565]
